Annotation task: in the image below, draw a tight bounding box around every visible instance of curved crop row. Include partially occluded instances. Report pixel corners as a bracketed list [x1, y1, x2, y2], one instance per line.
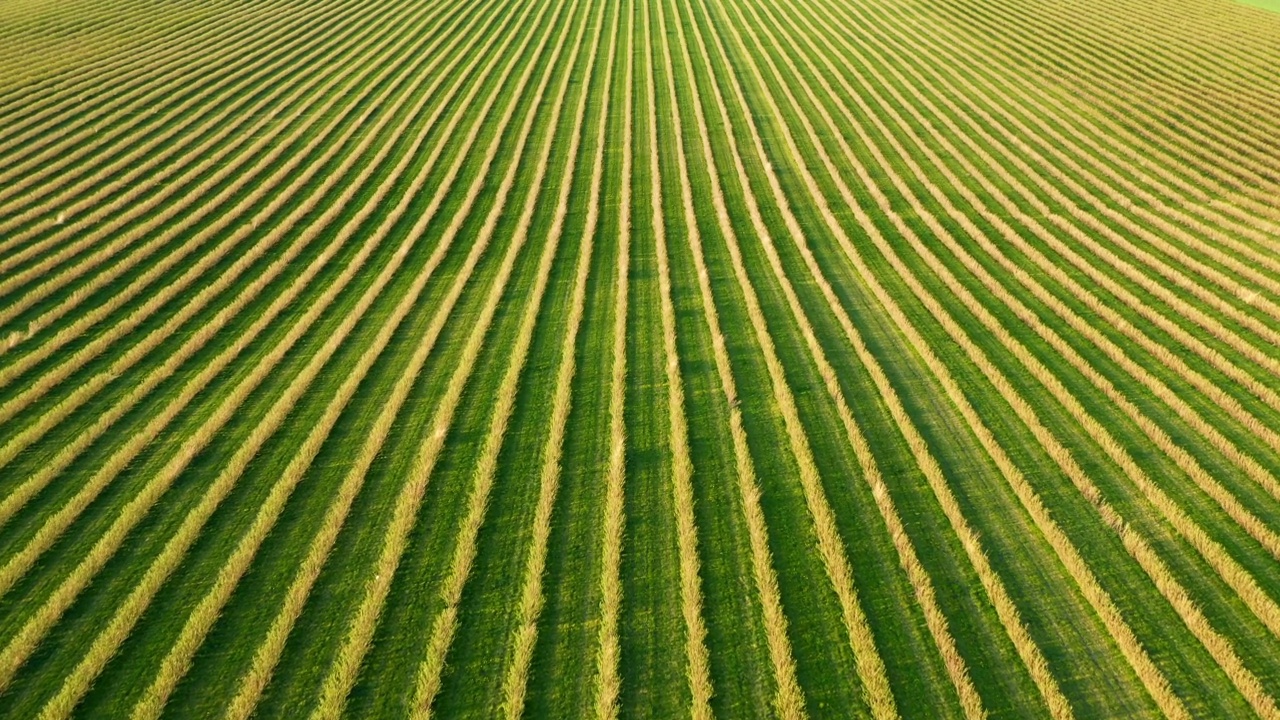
[216, 0, 573, 714]
[653, 0, 806, 715]
[0, 0, 472, 551]
[406, 3, 610, 716]
[13, 1, 521, 716]
[750, 0, 1280, 711]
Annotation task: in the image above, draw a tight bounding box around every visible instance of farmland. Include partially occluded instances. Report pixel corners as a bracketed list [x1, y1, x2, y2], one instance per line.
[2, 0, 1280, 715]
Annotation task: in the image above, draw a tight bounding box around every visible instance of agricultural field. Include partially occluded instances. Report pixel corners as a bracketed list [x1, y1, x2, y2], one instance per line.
[1, 0, 1280, 715]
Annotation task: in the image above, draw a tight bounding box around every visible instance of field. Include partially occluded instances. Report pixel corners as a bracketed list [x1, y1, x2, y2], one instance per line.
[2, 0, 1280, 716]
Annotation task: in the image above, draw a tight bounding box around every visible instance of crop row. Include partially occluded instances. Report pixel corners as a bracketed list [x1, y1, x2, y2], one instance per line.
[2, 0, 1279, 715]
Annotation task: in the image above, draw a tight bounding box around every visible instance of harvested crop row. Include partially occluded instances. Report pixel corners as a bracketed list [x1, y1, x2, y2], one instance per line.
[970, 0, 1280, 149]
[729, 0, 1189, 716]
[0, 0, 398, 333]
[407, 3, 610, 716]
[811, 23, 1280, 636]
[497, 6, 619, 715]
[654, 0, 806, 714]
[216, 0, 573, 714]
[641, 0, 713, 711]
[0, 0, 384, 319]
[0, 0, 445, 399]
[908, 0, 1280, 218]
[0, 0, 338, 237]
[4, 0, 1280, 714]
[753, 0, 1280, 711]
[819, 0, 1280, 279]
[831, 0, 1280, 356]
[120, 5, 529, 715]
[782, 0, 1280, 525]
[0, 2, 519, 690]
[870, 11, 1280, 404]
[298, 0, 590, 714]
[0, 0, 476, 476]
[0, 0, 320, 205]
[0, 0, 476, 565]
[713, 4, 1084, 717]
[836, 14, 1280, 492]
[677, 0, 955, 715]
[8, 2, 523, 716]
[0, 0, 291, 159]
[699, 2, 1030, 718]
[835, 34, 1280, 568]
[765, 0, 1280, 640]
[595, 0, 630, 715]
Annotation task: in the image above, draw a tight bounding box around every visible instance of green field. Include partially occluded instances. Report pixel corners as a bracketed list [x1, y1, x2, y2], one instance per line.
[2, 0, 1280, 716]
[1238, 0, 1280, 12]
